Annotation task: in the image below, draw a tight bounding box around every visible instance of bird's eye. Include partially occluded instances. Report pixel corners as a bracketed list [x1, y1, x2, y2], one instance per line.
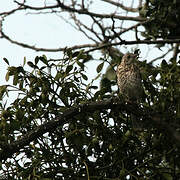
[127, 55, 130, 59]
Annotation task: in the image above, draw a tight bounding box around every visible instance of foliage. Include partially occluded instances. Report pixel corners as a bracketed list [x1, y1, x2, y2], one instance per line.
[0, 0, 180, 180]
[0, 49, 180, 179]
[140, 0, 180, 39]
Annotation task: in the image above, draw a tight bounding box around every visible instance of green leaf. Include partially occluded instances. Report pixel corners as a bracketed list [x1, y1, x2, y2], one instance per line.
[27, 61, 38, 69]
[72, 51, 80, 58]
[39, 56, 48, 66]
[0, 85, 7, 100]
[23, 57, 26, 66]
[13, 74, 19, 85]
[59, 88, 69, 106]
[66, 65, 73, 74]
[5, 71, 10, 82]
[65, 48, 73, 57]
[55, 72, 64, 81]
[3, 58, 9, 65]
[42, 54, 47, 60]
[76, 60, 84, 69]
[96, 62, 104, 73]
[74, 76, 80, 82]
[35, 56, 39, 65]
[86, 85, 98, 92]
[19, 80, 24, 90]
[161, 59, 167, 68]
[8, 66, 17, 75]
[17, 66, 24, 73]
[76, 50, 85, 60]
[40, 66, 47, 70]
[65, 82, 76, 89]
[93, 90, 101, 99]
[88, 86, 98, 89]
[81, 73, 88, 81]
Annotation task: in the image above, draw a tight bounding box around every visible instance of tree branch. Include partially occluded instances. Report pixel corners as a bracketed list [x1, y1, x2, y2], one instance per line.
[56, 0, 145, 21]
[0, 30, 97, 51]
[14, 0, 145, 22]
[1, 26, 180, 53]
[14, 0, 59, 11]
[0, 7, 24, 16]
[0, 98, 180, 161]
[86, 39, 180, 53]
[149, 48, 173, 64]
[102, 0, 140, 12]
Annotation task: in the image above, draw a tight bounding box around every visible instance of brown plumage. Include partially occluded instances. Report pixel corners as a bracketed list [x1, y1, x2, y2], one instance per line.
[116, 53, 145, 129]
[116, 53, 144, 102]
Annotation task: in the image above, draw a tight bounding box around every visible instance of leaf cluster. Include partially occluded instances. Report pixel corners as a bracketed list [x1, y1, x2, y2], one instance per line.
[0, 51, 180, 179]
[140, 0, 180, 39]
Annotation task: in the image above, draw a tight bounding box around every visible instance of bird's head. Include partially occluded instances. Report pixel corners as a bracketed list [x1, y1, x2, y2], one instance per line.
[121, 53, 138, 66]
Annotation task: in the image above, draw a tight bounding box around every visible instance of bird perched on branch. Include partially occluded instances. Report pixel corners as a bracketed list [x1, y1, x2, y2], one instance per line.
[116, 53, 144, 102]
[116, 53, 145, 129]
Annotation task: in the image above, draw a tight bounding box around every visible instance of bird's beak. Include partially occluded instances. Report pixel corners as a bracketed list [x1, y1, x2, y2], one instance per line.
[133, 54, 138, 58]
[133, 54, 138, 60]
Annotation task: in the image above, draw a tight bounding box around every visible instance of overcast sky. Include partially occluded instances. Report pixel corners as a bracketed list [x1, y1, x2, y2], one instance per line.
[0, 0, 170, 105]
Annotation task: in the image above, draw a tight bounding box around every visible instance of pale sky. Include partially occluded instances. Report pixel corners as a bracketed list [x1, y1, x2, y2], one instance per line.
[0, 0, 170, 105]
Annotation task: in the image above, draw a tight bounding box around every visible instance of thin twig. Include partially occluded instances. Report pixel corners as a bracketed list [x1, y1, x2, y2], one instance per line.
[86, 39, 180, 53]
[84, 161, 90, 180]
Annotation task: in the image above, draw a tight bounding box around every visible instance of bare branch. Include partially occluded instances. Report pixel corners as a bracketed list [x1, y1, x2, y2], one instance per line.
[0, 6, 24, 16]
[0, 1, 177, 58]
[14, 0, 59, 11]
[55, 0, 146, 22]
[86, 39, 180, 53]
[102, 0, 140, 12]
[0, 30, 96, 52]
[149, 48, 173, 64]
[108, 20, 149, 41]
[90, 15, 106, 41]
[70, 13, 100, 42]
[1, 25, 180, 54]
[14, 0, 145, 21]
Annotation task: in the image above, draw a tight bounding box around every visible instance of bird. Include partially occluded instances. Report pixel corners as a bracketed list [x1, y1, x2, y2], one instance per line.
[116, 53, 144, 102]
[116, 53, 144, 129]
